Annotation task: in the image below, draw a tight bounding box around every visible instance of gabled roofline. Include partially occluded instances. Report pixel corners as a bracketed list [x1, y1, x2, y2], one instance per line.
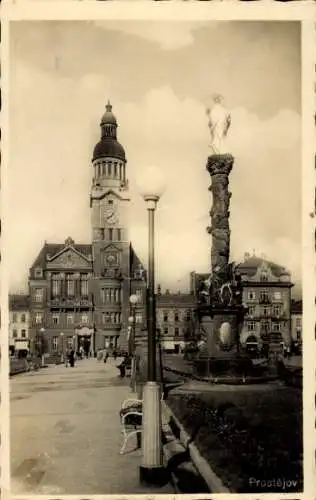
[47, 245, 91, 263]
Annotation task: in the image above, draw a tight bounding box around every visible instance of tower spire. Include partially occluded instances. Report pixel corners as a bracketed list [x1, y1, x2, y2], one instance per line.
[106, 100, 112, 113]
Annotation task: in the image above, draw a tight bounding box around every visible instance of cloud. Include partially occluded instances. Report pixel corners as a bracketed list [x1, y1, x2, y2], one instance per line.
[93, 21, 217, 51]
[8, 25, 301, 294]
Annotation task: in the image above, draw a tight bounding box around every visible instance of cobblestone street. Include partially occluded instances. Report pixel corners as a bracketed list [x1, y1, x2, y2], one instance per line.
[10, 358, 172, 495]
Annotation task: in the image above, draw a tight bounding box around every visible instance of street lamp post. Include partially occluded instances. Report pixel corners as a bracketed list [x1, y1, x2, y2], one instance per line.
[129, 294, 138, 391]
[138, 166, 167, 486]
[60, 332, 64, 363]
[40, 327, 45, 367]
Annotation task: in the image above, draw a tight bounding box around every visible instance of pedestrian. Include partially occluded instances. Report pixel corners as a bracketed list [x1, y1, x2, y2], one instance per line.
[113, 350, 117, 361]
[69, 349, 75, 368]
[65, 348, 70, 367]
[104, 351, 109, 364]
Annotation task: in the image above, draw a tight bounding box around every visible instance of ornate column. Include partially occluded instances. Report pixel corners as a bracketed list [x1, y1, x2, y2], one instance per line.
[207, 154, 233, 293]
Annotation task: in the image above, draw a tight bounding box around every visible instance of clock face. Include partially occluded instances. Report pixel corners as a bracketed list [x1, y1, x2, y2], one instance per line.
[104, 206, 118, 225]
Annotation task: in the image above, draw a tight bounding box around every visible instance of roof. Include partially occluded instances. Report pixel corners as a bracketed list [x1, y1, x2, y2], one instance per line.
[157, 292, 195, 307]
[236, 256, 289, 278]
[31, 240, 92, 270]
[129, 244, 146, 280]
[93, 138, 126, 162]
[9, 294, 29, 310]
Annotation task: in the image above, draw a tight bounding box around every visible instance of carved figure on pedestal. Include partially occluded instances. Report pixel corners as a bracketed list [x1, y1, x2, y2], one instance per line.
[206, 94, 231, 155]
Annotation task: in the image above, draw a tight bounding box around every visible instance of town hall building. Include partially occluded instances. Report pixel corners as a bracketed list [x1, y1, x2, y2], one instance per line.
[28, 102, 147, 356]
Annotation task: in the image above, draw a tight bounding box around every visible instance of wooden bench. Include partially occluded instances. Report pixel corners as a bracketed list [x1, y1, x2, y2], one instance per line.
[119, 398, 143, 454]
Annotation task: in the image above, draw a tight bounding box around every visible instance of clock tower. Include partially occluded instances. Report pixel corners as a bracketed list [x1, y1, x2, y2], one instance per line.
[90, 101, 141, 350]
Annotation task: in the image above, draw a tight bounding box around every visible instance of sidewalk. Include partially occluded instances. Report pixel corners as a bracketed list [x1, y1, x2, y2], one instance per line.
[10, 358, 173, 495]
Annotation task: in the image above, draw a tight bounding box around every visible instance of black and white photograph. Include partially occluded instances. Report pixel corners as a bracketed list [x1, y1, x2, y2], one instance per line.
[7, 20, 304, 495]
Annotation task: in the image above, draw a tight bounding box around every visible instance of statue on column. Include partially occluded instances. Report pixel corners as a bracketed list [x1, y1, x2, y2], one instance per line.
[206, 94, 231, 155]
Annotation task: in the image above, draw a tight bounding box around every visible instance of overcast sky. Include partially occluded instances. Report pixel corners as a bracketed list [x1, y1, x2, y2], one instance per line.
[8, 21, 301, 295]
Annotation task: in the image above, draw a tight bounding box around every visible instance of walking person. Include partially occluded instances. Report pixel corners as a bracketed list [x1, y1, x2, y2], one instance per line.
[65, 348, 70, 367]
[103, 350, 109, 364]
[69, 349, 75, 368]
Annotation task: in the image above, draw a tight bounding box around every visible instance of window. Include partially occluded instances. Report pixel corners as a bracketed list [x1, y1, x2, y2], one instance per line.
[273, 305, 282, 317]
[81, 275, 88, 297]
[174, 327, 179, 337]
[185, 311, 191, 321]
[66, 274, 75, 296]
[248, 306, 255, 317]
[174, 311, 179, 322]
[21, 329, 26, 338]
[164, 327, 168, 335]
[296, 317, 302, 328]
[21, 314, 26, 323]
[248, 291, 256, 300]
[262, 306, 270, 317]
[108, 199, 113, 206]
[35, 268, 43, 278]
[272, 322, 281, 332]
[35, 288, 43, 303]
[163, 311, 168, 322]
[259, 290, 269, 302]
[136, 313, 142, 324]
[274, 291, 282, 300]
[12, 313, 17, 323]
[81, 314, 88, 324]
[261, 320, 270, 333]
[67, 336, 73, 349]
[260, 273, 268, 282]
[52, 313, 59, 325]
[108, 228, 113, 241]
[35, 313, 43, 324]
[52, 275, 60, 297]
[102, 312, 111, 324]
[115, 289, 121, 302]
[67, 314, 74, 325]
[247, 321, 256, 332]
[52, 336, 58, 351]
[12, 329, 17, 338]
[117, 229, 121, 241]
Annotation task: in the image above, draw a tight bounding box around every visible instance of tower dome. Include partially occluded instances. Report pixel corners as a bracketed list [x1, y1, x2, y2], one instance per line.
[92, 100, 126, 162]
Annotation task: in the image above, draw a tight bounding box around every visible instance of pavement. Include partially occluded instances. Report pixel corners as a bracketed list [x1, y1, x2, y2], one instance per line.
[10, 357, 173, 495]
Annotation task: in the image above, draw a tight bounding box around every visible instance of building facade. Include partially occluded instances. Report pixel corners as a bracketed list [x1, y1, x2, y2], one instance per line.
[190, 253, 294, 348]
[156, 286, 195, 352]
[9, 294, 30, 354]
[291, 299, 302, 343]
[28, 103, 146, 356]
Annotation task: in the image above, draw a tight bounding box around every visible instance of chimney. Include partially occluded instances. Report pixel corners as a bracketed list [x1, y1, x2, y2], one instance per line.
[244, 252, 250, 261]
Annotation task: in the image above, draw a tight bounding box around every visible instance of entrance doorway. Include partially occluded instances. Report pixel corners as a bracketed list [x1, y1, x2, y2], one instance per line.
[78, 335, 91, 357]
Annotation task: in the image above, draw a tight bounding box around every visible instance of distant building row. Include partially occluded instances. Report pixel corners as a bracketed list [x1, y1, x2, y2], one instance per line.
[9, 253, 302, 355]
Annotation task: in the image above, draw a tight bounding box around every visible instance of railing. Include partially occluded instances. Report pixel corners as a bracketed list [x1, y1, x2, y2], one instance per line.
[47, 298, 92, 307]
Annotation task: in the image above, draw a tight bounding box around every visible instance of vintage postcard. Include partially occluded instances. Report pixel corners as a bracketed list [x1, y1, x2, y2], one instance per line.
[1, 13, 315, 499]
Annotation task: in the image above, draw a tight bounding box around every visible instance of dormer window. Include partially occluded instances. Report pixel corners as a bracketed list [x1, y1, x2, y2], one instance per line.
[35, 268, 43, 278]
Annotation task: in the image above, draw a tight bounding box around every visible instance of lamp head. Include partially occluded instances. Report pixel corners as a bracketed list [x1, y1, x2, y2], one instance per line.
[129, 294, 138, 306]
[137, 166, 166, 207]
[128, 316, 134, 324]
[40, 328, 45, 333]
